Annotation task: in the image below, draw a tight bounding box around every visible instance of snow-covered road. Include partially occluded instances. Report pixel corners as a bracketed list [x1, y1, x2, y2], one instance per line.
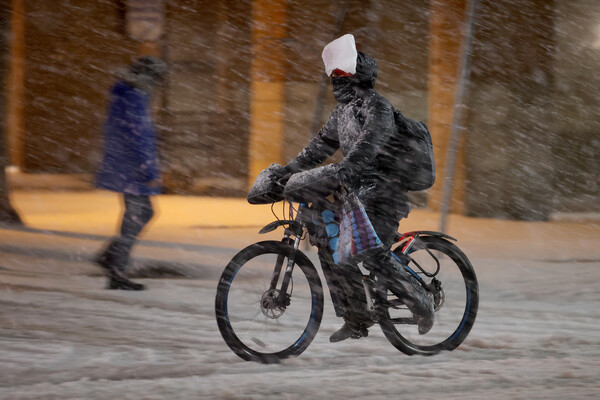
[1, 239, 599, 400]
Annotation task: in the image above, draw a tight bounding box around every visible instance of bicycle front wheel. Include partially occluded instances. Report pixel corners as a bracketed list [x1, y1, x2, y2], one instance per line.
[379, 236, 479, 356]
[215, 241, 324, 363]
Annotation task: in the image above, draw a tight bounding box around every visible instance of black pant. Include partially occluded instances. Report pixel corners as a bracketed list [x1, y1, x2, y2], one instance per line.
[102, 194, 154, 272]
[340, 207, 405, 322]
[284, 167, 410, 322]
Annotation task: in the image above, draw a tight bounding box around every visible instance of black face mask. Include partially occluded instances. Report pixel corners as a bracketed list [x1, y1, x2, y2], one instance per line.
[331, 76, 355, 104]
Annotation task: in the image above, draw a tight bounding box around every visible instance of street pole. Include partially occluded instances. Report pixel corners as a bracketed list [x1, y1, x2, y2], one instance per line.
[439, 0, 477, 234]
[0, 1, 22, 225]
[6, 0, 24, 170]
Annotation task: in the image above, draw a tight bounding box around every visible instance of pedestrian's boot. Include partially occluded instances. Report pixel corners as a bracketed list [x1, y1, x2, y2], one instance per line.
[329, 319, 374, 343]
[107, 269, 145, 291]
[94, 244, 143, 290]
[93, 250, 112, 271]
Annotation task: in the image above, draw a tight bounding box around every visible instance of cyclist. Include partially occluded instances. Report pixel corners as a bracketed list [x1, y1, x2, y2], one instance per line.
[281, 34, 434, 342]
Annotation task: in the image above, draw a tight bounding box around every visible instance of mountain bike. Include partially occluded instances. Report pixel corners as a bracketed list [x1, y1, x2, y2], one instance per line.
[215, 182, 478, 364]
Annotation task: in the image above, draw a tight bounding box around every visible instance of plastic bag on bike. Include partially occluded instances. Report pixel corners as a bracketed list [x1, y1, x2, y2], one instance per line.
[333, 191, 383, 265]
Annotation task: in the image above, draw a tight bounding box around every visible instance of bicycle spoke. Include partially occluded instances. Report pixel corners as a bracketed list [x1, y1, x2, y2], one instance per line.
[216, 242, 323, 362]
[379, 236, 478, 355]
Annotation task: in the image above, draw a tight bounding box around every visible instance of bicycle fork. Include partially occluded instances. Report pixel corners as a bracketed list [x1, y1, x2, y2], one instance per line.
[269, 235, 302, 308]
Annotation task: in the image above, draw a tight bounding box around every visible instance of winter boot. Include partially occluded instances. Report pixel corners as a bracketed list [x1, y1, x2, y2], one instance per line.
[412, 292, 435, 335]
[106, 269, 145, 291]
[368, 252, 435, 335]
[388, 259, 434, 334]
[329, 319, 374, 343]
[93, 251, 112, 271]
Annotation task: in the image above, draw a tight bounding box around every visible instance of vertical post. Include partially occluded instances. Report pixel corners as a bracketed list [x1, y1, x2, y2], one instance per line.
[426, 0, 468, 215]
[0, 0, 22, 225]
[215, 0, 235, 115]
[6, 0, 25, 170]
[248, 0, 286, 188]
[439, 0, 477, 233]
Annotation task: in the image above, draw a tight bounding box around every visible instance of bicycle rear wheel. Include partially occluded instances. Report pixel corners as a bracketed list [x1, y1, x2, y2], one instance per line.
[215, 241, 324, 363]
[379, 236, 478, 356]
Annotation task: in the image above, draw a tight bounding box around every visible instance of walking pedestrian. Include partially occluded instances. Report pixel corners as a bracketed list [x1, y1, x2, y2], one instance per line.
[94, 56, 167, 290]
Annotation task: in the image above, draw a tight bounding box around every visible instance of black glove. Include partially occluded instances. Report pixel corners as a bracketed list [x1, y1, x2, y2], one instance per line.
[247, 163, 289, 204]
[267, 163, 291, 188]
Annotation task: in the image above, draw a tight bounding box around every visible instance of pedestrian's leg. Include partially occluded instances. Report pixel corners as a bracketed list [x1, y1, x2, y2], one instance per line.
[112, 194, 154, 272]
[95, 193, 132, 271]
[104, 194, 154, 290]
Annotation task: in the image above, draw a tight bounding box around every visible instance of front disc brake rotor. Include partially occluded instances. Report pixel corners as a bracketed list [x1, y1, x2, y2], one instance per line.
[260, 289, 286, 319]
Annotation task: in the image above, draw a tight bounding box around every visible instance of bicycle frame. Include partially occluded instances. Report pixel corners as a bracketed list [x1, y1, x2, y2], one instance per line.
[262, 203, 372, 318]
[261, 202, 456, 318]
[259, 202, 355, 315]
[216, 196, 479, 362]
[217, 192, 479, 362]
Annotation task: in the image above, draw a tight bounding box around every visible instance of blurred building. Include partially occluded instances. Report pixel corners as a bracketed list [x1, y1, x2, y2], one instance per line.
[3, 0, 599, 220]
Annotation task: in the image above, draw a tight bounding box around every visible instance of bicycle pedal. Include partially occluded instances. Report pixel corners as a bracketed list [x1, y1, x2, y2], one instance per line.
[351, 328, 369, 339]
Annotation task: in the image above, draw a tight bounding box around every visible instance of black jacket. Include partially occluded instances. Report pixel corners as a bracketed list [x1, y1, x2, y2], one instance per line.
[286, 52, 409, 219]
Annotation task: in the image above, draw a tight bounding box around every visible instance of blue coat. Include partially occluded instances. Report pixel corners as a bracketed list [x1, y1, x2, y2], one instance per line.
[96, 81, 161, 196]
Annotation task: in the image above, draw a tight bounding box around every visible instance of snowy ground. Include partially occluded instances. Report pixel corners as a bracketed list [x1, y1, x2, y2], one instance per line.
[1, 192, 599, 399]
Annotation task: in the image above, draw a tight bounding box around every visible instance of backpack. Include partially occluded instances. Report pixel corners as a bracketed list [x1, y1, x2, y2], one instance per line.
[391, 109, 436, 191]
